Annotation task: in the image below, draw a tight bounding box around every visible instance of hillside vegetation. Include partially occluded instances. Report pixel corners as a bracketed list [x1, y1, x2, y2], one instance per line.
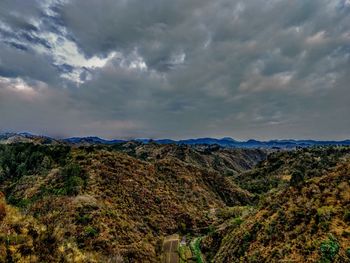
[0, 142, 265, 262]
[1, 142, 350, 262]
[202, 147, 350, 263]
[233, 147, 350, 195]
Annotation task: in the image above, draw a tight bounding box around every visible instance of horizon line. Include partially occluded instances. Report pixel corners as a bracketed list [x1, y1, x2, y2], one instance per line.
[1, 131, 350, 143]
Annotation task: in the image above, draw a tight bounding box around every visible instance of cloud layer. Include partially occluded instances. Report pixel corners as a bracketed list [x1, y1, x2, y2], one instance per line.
[0, 0, 349, 139]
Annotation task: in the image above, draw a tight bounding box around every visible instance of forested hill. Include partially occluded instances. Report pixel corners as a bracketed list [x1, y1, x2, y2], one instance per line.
[0, 142, 265, 262]
[1, 142, 350, 262]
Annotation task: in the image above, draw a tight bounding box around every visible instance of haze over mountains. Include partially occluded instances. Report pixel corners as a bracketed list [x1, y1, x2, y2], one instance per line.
[1, 132, 350, 149]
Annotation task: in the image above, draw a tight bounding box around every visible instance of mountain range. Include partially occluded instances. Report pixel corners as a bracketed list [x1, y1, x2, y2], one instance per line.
[1, 132, 350, 148]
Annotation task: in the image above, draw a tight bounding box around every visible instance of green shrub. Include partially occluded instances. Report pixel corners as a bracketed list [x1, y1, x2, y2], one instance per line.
[77, 214, 92, 225]
[61, 163, 86, 196]
[0, 144, 68, 183]
[343, 210, 350, 223]
[178, 246, 192, 263]
[290, 169, 304, 187]
[65, 176, 85, 195]
[217, 206, 249, 219]
[62, 163, 82, 179]
[7, 197, 31, 209]
[317, 207, 333, 231]
[190, 238, 204, 263]
[84, 226, 99, 238]
[206, 225, 216, 235]
[319, 221, 330, 231]
[346, 248, 350, 258]
[265, 220, 278, 236]
[319, 235, 340, 262]
[317, 207, 333, 222]
[231, 217, 244, 227]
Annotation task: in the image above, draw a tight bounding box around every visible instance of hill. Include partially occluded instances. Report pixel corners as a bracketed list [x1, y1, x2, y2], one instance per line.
[1, 142, 350, 262]
[0, 142, 265, 262]
[233, 147, 350, 195]
[111, 141, 267, 176]
[201, 147, 350, 263]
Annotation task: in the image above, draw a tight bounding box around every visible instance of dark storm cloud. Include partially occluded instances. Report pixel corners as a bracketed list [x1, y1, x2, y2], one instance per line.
[0, 42, 60, 83]
[0, 0, 41, 28]
[0, 0, 350, 139]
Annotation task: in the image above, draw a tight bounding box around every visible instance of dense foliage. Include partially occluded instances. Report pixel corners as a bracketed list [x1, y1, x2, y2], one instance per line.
[204, 147, 350, 263]
[1, 143, 350, 262]
[234, 146, 350, 195]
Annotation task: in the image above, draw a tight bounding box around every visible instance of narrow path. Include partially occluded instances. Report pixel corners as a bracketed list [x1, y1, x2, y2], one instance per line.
[162, 234, 180, 263]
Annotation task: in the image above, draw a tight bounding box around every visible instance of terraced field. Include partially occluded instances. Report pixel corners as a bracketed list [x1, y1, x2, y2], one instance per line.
[162, 234, 180, 263]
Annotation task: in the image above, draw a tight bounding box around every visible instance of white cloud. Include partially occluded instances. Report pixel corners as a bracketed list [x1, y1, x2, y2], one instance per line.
[306, 31, 328, 45]
[239, 71, 294, 92]
[0, 77, 36, 95]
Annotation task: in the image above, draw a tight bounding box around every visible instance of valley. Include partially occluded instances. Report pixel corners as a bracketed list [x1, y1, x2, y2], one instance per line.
[0, 140, 349, 262]
[1, 0, 349, 262]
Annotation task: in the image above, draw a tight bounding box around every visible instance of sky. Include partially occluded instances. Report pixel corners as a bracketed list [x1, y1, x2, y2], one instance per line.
[0, 0, 350, 140]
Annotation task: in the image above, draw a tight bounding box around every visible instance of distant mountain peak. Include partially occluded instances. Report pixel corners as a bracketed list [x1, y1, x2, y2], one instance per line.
[1, 133, 350, 149]
[221, 137, 237, 142]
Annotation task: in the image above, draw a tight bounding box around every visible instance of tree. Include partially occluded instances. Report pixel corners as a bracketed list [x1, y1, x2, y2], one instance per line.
[290, 169, 304, 187]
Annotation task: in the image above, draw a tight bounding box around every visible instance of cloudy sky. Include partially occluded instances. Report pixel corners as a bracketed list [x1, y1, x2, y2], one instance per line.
[0, 0, 349, 140]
